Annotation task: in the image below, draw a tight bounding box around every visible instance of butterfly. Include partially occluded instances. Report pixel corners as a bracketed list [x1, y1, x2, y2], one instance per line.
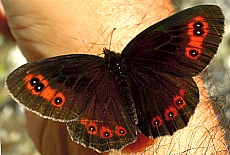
[5, 5, 224, 153]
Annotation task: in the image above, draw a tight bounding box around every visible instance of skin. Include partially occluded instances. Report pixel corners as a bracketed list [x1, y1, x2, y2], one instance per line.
[0, 0, 228, 154]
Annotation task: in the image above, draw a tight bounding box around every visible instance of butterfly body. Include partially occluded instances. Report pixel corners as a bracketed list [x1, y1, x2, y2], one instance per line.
[104, 48, 138, 124]
[6, 5, 224, 153]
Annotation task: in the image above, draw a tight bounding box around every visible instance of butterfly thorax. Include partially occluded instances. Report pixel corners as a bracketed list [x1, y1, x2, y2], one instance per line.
[104, 48, 124, 79]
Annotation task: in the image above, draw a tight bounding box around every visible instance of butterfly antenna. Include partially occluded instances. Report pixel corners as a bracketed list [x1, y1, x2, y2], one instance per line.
[98, 28, 116, 57]
[108, 28, 116, 51]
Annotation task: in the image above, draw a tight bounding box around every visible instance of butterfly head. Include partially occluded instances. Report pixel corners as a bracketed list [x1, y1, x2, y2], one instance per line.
[103, 48, 122, 63]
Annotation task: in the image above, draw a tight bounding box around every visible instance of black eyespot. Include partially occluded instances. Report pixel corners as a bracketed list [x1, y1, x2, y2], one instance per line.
[193, 22, 204, 29]
[34, 83, 44, 92]
[54, 97, 63, 104]
[189, 49, 199, 57]
[104, 132, 110, 137]
[193, 29, 204, 36]
[151, 116, 163, 127]
[154, 120, 160, 126]
[168, 112, 174, 118]
[119, 129, 124, 134]
[30, 78, 40, 86]
[89, 126, 95, 132]
[175, 99, 183, 106]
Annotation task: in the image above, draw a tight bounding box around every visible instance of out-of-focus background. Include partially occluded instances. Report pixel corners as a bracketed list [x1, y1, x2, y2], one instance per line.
[0, 0, 229, 155]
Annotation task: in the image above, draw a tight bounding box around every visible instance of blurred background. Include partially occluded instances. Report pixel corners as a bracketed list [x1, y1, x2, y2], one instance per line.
[0, 0, 229, 155]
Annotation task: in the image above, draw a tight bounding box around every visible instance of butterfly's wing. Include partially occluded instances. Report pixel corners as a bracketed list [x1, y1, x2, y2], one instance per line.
[121, 5, 224, 137]
[6, 54, 136, 152]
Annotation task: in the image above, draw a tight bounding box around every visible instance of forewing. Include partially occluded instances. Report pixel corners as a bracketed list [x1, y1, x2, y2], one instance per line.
[6, 54, 105, 121]
[122, 5, 224, 77]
